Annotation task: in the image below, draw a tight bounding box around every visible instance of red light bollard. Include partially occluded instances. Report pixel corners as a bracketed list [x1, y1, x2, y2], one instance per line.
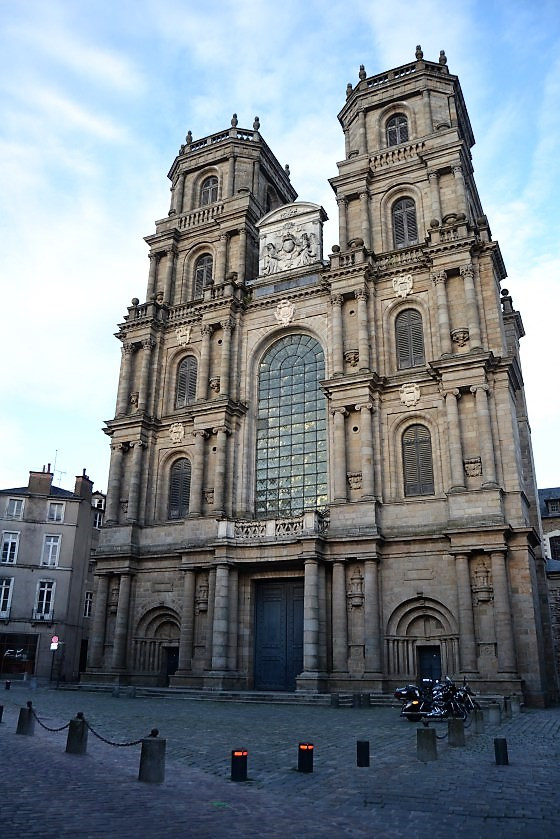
[298, 742, 314, 773]
[231, 749, 248, 782]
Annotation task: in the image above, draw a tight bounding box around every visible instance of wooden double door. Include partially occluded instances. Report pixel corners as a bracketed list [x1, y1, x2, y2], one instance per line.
[254, 580, 303, 691]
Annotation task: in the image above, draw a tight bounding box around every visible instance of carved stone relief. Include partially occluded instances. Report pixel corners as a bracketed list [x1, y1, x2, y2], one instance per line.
[344, 349, 359, 367]
[169, 423, 185, 444]
[274, 299, 295, 326]
[256, 202, 325, 277]
[347, 472, 362, 490]
[176, 325, 192, 346]
[452, 327, 470, 347]
[400, 383, 420, 407]
[392, 274, 413, 298]
[464, 457, 482, 477]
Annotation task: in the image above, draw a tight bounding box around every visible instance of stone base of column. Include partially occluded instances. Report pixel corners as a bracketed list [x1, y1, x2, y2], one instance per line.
[329, 672, 384, 693]
[203, 671, 242, 691]
[296, 671, 329, 693]
[169, 671, 203, 688]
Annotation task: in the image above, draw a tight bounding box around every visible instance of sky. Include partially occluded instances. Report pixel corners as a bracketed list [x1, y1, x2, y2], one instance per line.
[0, 0, 559, 494]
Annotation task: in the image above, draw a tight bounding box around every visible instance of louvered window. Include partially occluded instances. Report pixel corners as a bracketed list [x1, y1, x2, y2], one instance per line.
[200, 176, 218, 206]
[168, 458, 191, 520]
[176, 357, 197, 408]
[393, 198, 418, 249]
[402, 424, 434, 497]
[387, 114, 409, 146]
[194, 254, 213, 298]
[396, 309, 424, 369]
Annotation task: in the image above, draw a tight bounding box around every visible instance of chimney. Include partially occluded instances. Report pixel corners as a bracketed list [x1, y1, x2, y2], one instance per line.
[74, 468, 93, 500]
[28, 465, 54, 495]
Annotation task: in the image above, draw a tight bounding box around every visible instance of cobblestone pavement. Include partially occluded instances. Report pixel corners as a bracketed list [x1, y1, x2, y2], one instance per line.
[1, 683, 559, 838]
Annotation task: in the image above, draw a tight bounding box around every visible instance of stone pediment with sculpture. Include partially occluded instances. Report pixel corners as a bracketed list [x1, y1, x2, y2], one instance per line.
[257, 202, 327, 277]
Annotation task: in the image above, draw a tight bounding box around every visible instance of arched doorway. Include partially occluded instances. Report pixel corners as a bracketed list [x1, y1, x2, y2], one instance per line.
[132, 607, 180, 686]
[385, 597, 459, 682]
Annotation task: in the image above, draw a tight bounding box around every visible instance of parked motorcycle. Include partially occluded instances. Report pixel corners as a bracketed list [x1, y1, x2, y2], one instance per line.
[394, 676, 475, 722]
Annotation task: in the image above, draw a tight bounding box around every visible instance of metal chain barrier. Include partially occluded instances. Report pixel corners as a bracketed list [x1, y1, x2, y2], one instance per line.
[27, 701, 70, 733]
[84, 719, 159, 748]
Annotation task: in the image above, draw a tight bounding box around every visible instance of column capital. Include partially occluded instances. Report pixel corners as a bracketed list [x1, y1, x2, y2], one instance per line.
[441, 387, 461, 400]
[427, 169, 440, 182]
[130, 439, 146, 450]
[192, 429, 209, 440]
[220, 318, 234, 333]
[359, 191, 369, 201]
[336, 197, 348, 208]
[452, 163, 464, 177]
[200, 324, 213, 338]
[431, 269, 448, 286]
[470, 383, 490, 395]
[141, 337, 156, 351]
[121, 342, 135, 356]
[212, 425, 230, 436]
[460, 263, 474, 279]
[355, 287, 368, 301]
[355, 401, 373, 413]
[111, 441, 127, 453]
[331, 406, 349, 417]
[331, 293, 343, 307]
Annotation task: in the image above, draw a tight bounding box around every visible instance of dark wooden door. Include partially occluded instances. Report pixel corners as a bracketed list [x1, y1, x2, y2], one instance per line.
[254, 580, 303, 690]
[417, 645, 441, 681]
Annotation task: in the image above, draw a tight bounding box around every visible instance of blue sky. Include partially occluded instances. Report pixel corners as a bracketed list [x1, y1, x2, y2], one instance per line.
[0, 0, 559, 494]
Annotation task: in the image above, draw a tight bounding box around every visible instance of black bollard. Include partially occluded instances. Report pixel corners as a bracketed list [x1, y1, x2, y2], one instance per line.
[494, 737, 509, 765]
[5, 680, 11, 690]
[356, 740, 370, 767]
[66, 712, 88, 755]
[0, 704, 3, 723]
[16, 701, 35, 736]
[231, 749, 248, 782]
[298, 742, 314, 773]
[138, 729, 166, 783]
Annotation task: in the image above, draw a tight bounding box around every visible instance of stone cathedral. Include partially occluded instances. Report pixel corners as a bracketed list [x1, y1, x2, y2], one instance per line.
[86, 48, 557, 705]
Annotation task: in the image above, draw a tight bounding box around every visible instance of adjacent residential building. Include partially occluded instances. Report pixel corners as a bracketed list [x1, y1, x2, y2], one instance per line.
[85, 48, 557, 704]
[0, 467, 104, 681]
[540, 487, 560, 680]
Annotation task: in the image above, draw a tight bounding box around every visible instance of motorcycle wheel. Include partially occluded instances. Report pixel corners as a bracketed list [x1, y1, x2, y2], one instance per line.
[405, 713, 423, 722]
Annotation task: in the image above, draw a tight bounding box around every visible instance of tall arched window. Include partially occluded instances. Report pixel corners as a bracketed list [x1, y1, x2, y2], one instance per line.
[256, 335, 327, 518]
[168, 458, 191, 519]
[402, 424, 434, 497]
[393, 198, 418, 249]
[200, 176, 218, 205]
[175, 356, 197, 408]
[194, 254, 213, 298]
[396, 309, 425, 369]
[386, 114, 409, 146]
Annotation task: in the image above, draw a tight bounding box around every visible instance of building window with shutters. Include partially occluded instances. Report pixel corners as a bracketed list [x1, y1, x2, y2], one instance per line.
[396, 309, 425, 370]
[1, 531, 19, 564]
[175, 356, 197, 408]
[387, 114, 409, 146]
[392, 197, 418, 249]
[255, 334, 328, 518]
[168, 458, 191, 520]
[200, 176, 218, 206]
[193, 254, 213, 298]
[402, 424, 434, 497]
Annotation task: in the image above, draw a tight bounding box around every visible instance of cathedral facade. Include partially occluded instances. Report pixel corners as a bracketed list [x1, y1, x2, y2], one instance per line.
[86, 49, 557, 705]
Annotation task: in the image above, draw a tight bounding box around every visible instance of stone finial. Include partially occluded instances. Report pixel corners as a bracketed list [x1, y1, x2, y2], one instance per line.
[415, 45, 423, 60]
[284, 163, 290, 177]
[253, 116, 260, 131]
[358, 64, 367, 81]
[439, 50, 447, 65]
[231, 113, 238, 127]
[186, 130, 192, 145]
[346, 82, 353, 98]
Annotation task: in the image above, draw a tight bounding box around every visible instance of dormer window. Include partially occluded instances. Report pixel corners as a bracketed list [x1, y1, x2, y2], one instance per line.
[387, 114, 409, 146]
[200, 176, 218, 206]
[547, 499, 560, 515]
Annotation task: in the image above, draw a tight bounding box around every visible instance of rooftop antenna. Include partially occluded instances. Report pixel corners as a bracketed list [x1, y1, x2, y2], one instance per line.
[52, 450, 67, 487]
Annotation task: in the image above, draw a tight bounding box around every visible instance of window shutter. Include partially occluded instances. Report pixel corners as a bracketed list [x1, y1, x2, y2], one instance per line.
[396, 311, 412, 369]
[194, 254, 213, 298]
[405, 203, 418, 244]
[393, 207, 406, 247]
[403, 425, 434, 497]
[396, 310, 424, 370]
[169, 458, 191, 519]
[409, 311, 424, 366]
[176, 357, 197, 408]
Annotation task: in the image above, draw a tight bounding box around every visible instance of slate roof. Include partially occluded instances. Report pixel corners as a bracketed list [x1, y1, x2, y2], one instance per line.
[0, 485, 75, 498]
[538, 487, 560, 518]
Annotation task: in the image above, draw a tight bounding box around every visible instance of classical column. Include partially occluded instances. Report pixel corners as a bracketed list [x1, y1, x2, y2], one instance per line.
[227, 154, 235, 197]
[137, 338, 155, 413]
[163, 247, 176, 304]
[105, 443, 125, 524]
[112, 573, 132, 670]
[460, 264, 482, 348]
[237, 227, 247, 282]
[197, 324, 212, 401]
[88, 574, 109, 667]
[174, 173, 186, 214]
[490, 550, 517, 672]
[359, 192, 371, 250]
[337, 198, 348, 250]
[211, 564, 230, 671]
[454, 554, 478, 672]
[358, 109, 367, 155]
[189, 430, 207, 517]
[212, 426, 229, 516]
[355, 288, 370, 371]
[452, 163, 469, 217]
[146, 253, 159, 300]
[177, 569, 196, 672]
[422, 89, 433, 134]
[303, 558, 320, 672]
[116, 343, 135, 417]
[443, 389, 466, 490]
[364, 559, 381, 672]
[471, 385, 497, 486]
[427, 170, 442, 222]
[219, 319, 233, 398]
[227, 567, 239, 671]
[356, 402, 375, 499]
[330, 294, 344, 376]
[332, 562, 348, 672]
[331, 407, 348, 502]
[126, 440, 145, 523]
[215, 233, 227, 283]
[204, 568, 216, 670]
[431, 270, 452, 355]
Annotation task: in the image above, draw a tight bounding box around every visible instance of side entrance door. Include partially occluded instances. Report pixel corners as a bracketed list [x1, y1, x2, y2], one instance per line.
[416, 645, 442, 681]
[254, 580, 303, 691]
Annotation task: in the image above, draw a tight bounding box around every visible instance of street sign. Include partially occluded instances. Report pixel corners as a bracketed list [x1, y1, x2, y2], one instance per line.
[50, 635, 59, 651]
